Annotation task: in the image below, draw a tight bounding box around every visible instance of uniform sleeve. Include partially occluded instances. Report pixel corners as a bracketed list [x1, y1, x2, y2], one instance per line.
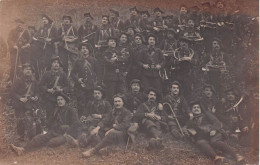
[113, 110, 132, 131]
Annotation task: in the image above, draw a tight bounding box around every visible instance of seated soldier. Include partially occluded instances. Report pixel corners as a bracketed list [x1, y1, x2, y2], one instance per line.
[77, 86, 112, 147]
[216, 88, 251, 147]
[82, 94, 132, 158]
[134, 88, 166, 150]
[10, 63, 42, 140]
[162, 81, 193, 140]
[183, 101, 245, 164]
[10, 93, 79, 156]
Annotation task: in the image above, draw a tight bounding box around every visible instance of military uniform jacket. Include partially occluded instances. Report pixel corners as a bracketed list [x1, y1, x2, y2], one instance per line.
[98, 107, 132, 132]
[7, 28, 30, 51]
[39, 69, 69, 102]
[130, 43, 146, 73]
[162, 94, 191, 120]
[138, 46, 165, 77]
[125, 91, 146, 113]
[83, 99, 112, 118]
[11, 76, 39, 110]
[49, 105, 79, 133]
[184, 112, 222, 141]
[71, 56, 101, 89]
[94, 25, 115, 46]
[124, 16, 141, 30]
[199, 95, 219, 114]
[34, 23, 57, 49]
[56, 24, 78, 44]
[78, 22, 97, 43]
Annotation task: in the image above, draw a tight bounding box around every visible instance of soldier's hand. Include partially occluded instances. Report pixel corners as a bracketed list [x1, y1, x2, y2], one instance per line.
[21, 43, 30, 49]
[19, 97, 28, 103]
[78, 78, 84, 84]
[153, 27, 160, 31]
[156, 65, 161, 70]
[13, 45, 18, 49]
[47, 88, 55, 94]
[105, 128, 115, 136]
[168, 115, 174, 120]
[45, 38, 51, 42]
[56, 86, 63, 92]
[90, 126, 100, 136]
[158, 103, 163, 110]
[188, 113, 194, 120]
[92, 114, 102, 119]
[143, 64, 149, 69]
[210, 130, 216, 136]
[123, 72, 128, 77]
[31, 96, 38, 101]
[242, 126, 248, 132]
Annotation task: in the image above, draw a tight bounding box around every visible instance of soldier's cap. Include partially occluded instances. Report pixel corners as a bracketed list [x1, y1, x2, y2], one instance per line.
[203, 84, 216, 94]
[51, 56, 63, 67]
[129, 6, 139, 12]
[130, 79, 141, 86]
[14, 19, 25, 24]
[42, 14, 53, 24]
[109, 9, 120, 17]
[113, 93, 127, 104]
[140, 10, 150, 17]
[134, 33, 145, 42]
[84, 13, 94, 19]
[189, 100, 204, 111]
[107, 36, 117, 42]
[62, 15, 72, 23]
[169, 81, 183, 94]
[224, 87, 239, 96]
[145, 87, 162, 101]
[102, 15, 110, 19]
[28, 26, 36, 31]
[147, 33, 157, 41]
[94, 85, 105, 96]
[78, 43, 93, 53]
[55, 92, 70, 103]
[153, 7, 164, 13]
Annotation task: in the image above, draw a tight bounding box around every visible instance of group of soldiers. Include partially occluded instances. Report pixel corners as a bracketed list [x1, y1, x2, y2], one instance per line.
[5, 0, 259, 164]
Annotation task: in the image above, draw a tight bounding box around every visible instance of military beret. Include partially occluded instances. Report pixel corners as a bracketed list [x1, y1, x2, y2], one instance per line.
[110, 9, 120, 17]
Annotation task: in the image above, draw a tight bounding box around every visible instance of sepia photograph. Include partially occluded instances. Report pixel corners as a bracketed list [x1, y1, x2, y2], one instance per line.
[0, 0, 258, 164]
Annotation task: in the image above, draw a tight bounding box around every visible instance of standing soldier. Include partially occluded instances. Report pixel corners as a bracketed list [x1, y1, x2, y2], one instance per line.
[71, 43, 101, 116]
[32, 14, 57, 79]
[109, 9, 124, 37]
[134, 88, 165, 150]
[11, 63, 40, 140]
[139, 11, 152, 38]
[152, 7, 166, 43]
[82, 94, 132, 158]
[7, 19, 30, 83]
[56, 15, 78, 75]
[78, 13, 97, 47]
[162, 81, 193, 140]
[138, 34, 165, 95]
[124, 7, 141, 33]
[39, 56, 69, 120]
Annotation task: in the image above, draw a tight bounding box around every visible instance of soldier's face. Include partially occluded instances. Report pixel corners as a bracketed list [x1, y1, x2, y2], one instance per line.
[102, 17, 109, 25]
[131, 83, 140, 92]
[216, 2, 224, 9]
[131, 10, 138, 16]
[142, 14, 148, 19]
[51, 60, 60, 70]
[120, 34, 128, 43]
[180, 41, 188, 50]
[226, 91, 236, 101]
[94, 90, 103, 100]
[171, 84, 180, 95]
[42, 17, 49, 25]
[110, 12, 116, 19]
[155, 11, 162, 17]
[127, 28, 135, 36]
[135, 36, 142, 45]
[108, 39, 116, 48]
[57, 96, 66, 107]
[187, 19, 195, 28]
[63, 18, 71, 25]
[192, 104, 202, 115]
[85, 16, 91, 22]
[148, 37, 156, 46]
[212, 41, 220, 50]
[114, 97, 124, 109]
[204, 87, 213, 98]
[148, 91, 157, 101]
[180, 7, 187, 14]
[81, 46, 90, 56]
[23, 68, 32, 77]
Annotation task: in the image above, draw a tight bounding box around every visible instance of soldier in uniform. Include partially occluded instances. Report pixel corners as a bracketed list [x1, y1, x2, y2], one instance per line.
[152, 8, 166, 44]
[177, 5, 189, 31]
[11, 63, 40, 140]
[124, 7, 141, 33]
[7, 19, 30, 82]
[56, 15, 78, 75]
[138, 34, 165, 95]
[183, 101, 244, 164]
[71, 43, 101, 116]
[162, 81, 193, 140]
[32, 14, 57, 79]
[134, 88, 165, 150]
[139, 11, 152, 39]
[125, 79, 146, 114]
[199, 84, 219, 115]
[10, 93, 79, 155]
[78, 13, 97, 47]
[82, 94, 132, 158]
[39, 56, 69, 121]
[103, 37, 128, 102]
[109, 9, 124, 37]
